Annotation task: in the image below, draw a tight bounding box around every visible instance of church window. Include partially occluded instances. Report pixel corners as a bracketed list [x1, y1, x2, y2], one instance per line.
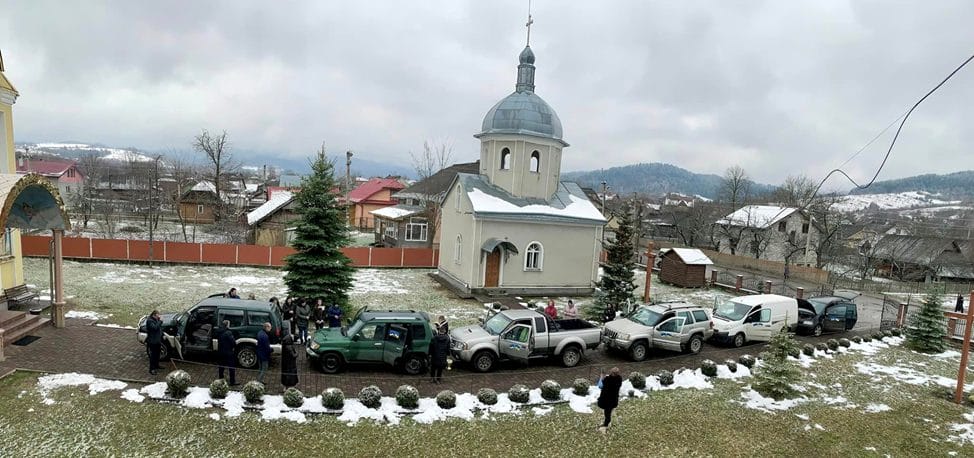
[454, 235, 462, 264]
[530, 151, 540, 173]
[500, 148, 511, 170]
[524, 242, 543, 271]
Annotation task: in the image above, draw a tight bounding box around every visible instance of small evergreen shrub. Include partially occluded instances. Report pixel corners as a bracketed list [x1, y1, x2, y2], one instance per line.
[802, 343, 815, 357]
[851, 336, 862, 344]
[862, 335, 873, 342]
[395, 385, 420, 409]
[165, 370, 191, 398]
[968, 392, 974, 406]
[815, 342, 829, 352]
[907, 291, 949, 353]
[739, 354, 756, 369]
[477, 388, 498, 405]
[871, 331, 884, 340]
[628, 371, 647, 389]
[509, 384, 530, 403]
[540, 380, 562, 401]
[358, 386, 382, 409]
[752, 330, 803, 401]
[321, 388, 345, 410]
[890, 328, 902, 337]
[283, 387, 304, 408]
[657, 370, 674, 386]
[826, 339, 839, 351]
[572, 378, 590, 396]
[700, 360, 718, 377]
[883, 330, 893, 338]
[436, 390, 456, 409]
[787, 346, 801, 359]
[208, 378, 229, 399]
[838, 338, 851, 348]
[242, 381, 265, 404]
[724, 359, 738, 373]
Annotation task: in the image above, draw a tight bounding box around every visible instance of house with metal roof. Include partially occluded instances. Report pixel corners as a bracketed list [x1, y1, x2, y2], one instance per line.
[714, 204, 820, 265]
[347, 177, 405, 230]
[435, 32, 605, 297]
[15, 158, 83, 199]
[870, 234, 974, 281]
[245, 190, 298, 246]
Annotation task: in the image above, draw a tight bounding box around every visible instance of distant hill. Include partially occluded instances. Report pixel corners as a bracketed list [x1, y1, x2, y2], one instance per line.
[562, 162, 773, 199]
[848, 171, 974, 199]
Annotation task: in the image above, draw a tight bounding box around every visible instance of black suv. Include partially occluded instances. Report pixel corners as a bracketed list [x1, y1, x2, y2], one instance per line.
[797, 296, 858, 336]
[138, 297, 285, 369]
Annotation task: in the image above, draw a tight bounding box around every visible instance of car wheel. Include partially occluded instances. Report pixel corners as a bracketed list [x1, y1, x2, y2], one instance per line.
[403, 354, 425, 375]
[319, 352, 344, 374]
[813, 324, 823, 337]
[685, 335, 704, 354]
[629, 342, 648, 362]
[473, 350, 495, 372]
[236, 345, 258, 370]
[561, 346, 582, 367]
[733, 333, 746, 348]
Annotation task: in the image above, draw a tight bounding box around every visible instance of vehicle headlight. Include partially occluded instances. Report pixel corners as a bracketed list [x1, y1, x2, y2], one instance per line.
[310, 342, 319, 350]
[617, 333, 630, 341]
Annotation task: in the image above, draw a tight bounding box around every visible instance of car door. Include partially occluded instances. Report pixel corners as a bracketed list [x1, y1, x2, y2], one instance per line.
[382, 324, 409, 367]
[350, 322, 386, 362]
[499, 324, 533, 364]
[748, 309, 774, 341]
[653, 317, 686, 352]
[844, 302, 858, 330]
[823, 304, 847, 333]
[185, 306, 217, 352]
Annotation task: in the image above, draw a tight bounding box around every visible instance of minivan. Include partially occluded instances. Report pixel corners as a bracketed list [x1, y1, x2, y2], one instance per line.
[710, 294, 798, 347]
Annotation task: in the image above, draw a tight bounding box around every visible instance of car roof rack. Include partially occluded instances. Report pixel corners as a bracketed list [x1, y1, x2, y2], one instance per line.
[647, 300, 696, 311]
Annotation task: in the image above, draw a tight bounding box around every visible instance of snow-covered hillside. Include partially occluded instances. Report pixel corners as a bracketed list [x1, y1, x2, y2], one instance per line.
[18, 142, 157, 163]
[832, 191, 964, 213]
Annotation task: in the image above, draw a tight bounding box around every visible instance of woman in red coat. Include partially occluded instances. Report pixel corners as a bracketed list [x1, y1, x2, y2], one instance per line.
[544, 299, 558, 320]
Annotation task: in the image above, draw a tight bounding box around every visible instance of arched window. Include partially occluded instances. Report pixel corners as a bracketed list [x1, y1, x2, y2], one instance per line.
[454, 235, 462, 264]
[500, 148, 511, 170]
[530, 151, 540, 173]
[524, 241, 543, 271]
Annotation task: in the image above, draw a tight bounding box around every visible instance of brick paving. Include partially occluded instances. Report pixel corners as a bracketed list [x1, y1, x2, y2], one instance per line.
[0, 317, 876, 397]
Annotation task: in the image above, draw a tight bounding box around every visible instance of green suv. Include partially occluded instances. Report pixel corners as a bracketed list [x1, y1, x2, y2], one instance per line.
[307, 309, 433, 375]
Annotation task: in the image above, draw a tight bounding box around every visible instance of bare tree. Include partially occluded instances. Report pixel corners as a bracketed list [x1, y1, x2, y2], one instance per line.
[72, 152, 104, 230]
[718, 165, 752, 210]
[193, 129, 238, 219]
[665, 202, 718, 248]
[409, 140, 453, 248]
[167, 154, 199, 242]
[773, 174, 818, 208]
[95, 195, 121, 239]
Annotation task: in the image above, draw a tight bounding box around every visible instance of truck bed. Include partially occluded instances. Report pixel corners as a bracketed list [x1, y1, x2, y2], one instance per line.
[552, 318, 598, 331]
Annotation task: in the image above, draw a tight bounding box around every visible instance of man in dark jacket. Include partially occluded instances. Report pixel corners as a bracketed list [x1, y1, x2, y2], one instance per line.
[326, 303, 343, 328]
[597, 367, 623, 432]
[313, 299, 327, 330]
[146, 310, 163, 375]
[256, 322, 272, 384]
[427, 328, 451, 384]
[217, 320, 238, 385]
[295, 300, 311, 344]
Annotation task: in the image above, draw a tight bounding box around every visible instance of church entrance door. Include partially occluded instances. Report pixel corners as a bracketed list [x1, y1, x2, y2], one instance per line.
[485, 248, 501, 287]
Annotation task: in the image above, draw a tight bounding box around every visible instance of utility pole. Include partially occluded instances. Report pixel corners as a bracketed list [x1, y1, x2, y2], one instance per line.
[600, 180, 610, 247]
[345, 150, 353, 226]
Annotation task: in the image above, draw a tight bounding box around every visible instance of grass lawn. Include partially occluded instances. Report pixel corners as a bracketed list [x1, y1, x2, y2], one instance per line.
[3, 339, 974, 456]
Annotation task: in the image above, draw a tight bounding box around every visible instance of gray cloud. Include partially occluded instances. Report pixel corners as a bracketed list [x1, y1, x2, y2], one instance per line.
[1, 0, 972, 186]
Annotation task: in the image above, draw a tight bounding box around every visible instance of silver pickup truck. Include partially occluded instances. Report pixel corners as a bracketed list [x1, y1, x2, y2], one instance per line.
[450, 309, 602, 372]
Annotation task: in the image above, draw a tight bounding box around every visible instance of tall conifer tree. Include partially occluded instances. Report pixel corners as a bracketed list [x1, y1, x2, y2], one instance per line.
[588, 201, 637, 321]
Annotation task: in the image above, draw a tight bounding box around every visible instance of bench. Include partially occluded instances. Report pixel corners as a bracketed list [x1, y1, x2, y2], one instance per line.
[4, 285, 38, 308]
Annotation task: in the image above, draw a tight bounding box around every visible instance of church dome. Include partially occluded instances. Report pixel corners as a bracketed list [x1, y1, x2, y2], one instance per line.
[479, 91, 563, 141]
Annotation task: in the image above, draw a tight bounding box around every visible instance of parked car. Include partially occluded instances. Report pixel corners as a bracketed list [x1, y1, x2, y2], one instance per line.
[602, 302, 714, 361]
[306, 309, 433, 375]
[797, 296, 859, 336]
[137, 297, 284, 369]
[450, 308, 602, 372]
[711, 294, 798, 347]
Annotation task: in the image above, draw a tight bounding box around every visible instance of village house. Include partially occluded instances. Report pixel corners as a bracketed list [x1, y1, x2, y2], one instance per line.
[870, 234, 974, 282]
[346, 177, 405, 230]
[177, 181, 221, 224]
[436, 35, 605, 297]
[714, 204, 820, 265]
[658, 248, 714, 288]
[245, 190, 298, 246]
[15, 158, 83, 199]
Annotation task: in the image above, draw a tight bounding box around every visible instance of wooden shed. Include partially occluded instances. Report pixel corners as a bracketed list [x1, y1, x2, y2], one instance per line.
[659, 248, 713, 288]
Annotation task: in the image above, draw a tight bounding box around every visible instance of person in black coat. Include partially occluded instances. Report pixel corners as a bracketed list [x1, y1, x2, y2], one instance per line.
[280, 332, 299, 388]
[313, 299, 327, 331]
[956, 294, 965, 313]
[597, 367, 623, 432]
[145, 310, 163, 375]
[427, 328, 451, 384]
[283, 296, 296, 336]
[217, 320, 238, 385]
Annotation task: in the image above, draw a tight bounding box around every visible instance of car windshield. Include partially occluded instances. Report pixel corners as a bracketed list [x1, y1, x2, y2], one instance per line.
[713, 301, 752, 321]
[805, 299, 828, 315]
[628, 308, 664, 327]
[346, 319, 365, 337]
[483, 313, 513, 336]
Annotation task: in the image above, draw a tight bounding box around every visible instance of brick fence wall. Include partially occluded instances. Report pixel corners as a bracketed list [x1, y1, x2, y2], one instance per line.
[21, 235, 439, 268]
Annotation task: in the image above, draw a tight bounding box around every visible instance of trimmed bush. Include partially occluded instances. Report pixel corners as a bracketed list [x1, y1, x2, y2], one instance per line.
[395, 385, 420, 409]
[165, 370, 191, 398]
[786, 346, 801, 359]
[862, 335, 873, 342]
[321, 388, 345, 410]
[242, 381, 265, 404]
[801, 344, 815, 357]
[628, 371, 647, 390]
[572, 378, 590, 396]
[724, 359, 738, 373]
[815, 342, 829, 352]
[283, 387, 304, 408]
[436, 390, 456, 409]
[968, 392, 974, 406]
[700, 359, 718, 377]
[838, 338, 851, 348]
[541, 380, 562, 401]
[826, 339, 839, 351]
[872, 332, 884, 341]
[890, 328, 902, 337]
[883, 330, 893, 338]
[358, 385, 382, 409]
[739, 354, 756, 369]
[477, 388, 498, 405]
[657, 370, 674, 386]
[851, 335, 863, 344]
[209, 378, 229, 399]
[509, 384, 530, 403]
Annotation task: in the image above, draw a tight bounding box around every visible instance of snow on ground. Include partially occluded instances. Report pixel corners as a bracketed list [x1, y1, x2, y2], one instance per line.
[738, 388, 807, 413]
[864, 403, 891, 413]
[64, 310, 106, 320]
[36, 373, 127, 403]
[832, 191, 961, 213]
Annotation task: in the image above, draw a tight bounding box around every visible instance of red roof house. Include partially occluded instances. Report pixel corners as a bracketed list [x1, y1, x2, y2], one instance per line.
[347, 177, 406, 229]
[16, 158, 84, 198]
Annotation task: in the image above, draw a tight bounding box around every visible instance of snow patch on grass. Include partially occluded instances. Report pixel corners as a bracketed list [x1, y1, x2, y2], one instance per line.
[120, 389, 144, 403]
[738, 388, 806, 413]
[864, 403, 891, 413]
[65, 310, 105, 320]
[36, 372, 126, 403]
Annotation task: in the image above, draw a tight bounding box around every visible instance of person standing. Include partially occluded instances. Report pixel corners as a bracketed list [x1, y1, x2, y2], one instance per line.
[427, 327, 450, 384]
[256, 322, 272, 384]
[597, 367, 623, 433]
[217, 320, 238, 385]
[226, 287, 240, 299]
[956, 294, 965, 313]
[295, 299, 311, 344]
[145, 310, 163, 375]
[313, 299, 327, 330]
[544, 299, 558, 320]
[283, 296, 296, 337]
[326, 303, 343, 328]
[280, 332, 299, 389]
[563, 299, 578, 319]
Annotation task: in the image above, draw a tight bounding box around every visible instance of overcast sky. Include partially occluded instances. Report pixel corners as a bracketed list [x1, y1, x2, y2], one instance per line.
[1, 0, 972, 185]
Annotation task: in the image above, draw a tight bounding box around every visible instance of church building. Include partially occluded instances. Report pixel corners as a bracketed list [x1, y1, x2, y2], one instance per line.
[436, 31, 605, 297]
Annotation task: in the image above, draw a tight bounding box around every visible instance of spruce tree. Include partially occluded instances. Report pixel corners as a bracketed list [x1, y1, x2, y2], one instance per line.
[906, 290, 947, 353]
[593, 202, 637, 322]
[283, 151, 354, 313]
[752, 329, 803, 400]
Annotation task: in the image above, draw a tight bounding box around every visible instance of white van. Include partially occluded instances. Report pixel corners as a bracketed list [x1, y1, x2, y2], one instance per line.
[710, 294, 798, 347]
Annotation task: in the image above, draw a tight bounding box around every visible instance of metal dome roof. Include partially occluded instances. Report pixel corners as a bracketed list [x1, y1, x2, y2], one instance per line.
[478, 91, 564, 143]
